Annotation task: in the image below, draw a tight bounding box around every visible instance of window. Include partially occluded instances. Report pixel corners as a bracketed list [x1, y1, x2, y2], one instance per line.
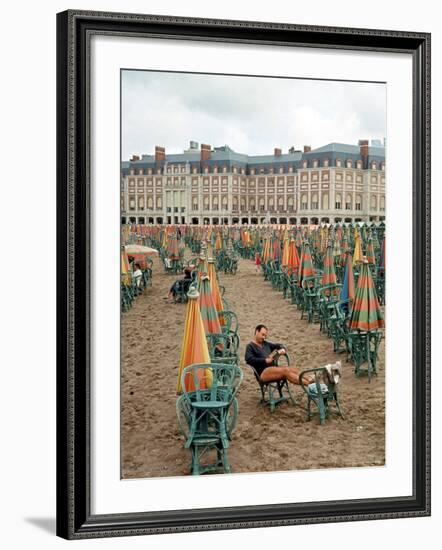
[258, 197, 265, 211]
[213, 165, 218, 174]
[356, 160, 362, 169]
[204, 166, 209, 174]
[250, 168, 255, 175]
[371, 195, 377, 209]
[302, 160, 307, 168]
[240, 197, 246, 211]
[203, 196, 210, 209]
[335, 193, 342, 210]
[345, 193, 352, 210]
[313, 160, 318, 168]
[287, 196, 294, 209]
[322, 193, 329, 210]
[355, 195, 362, 211]
[336, 159, 342, 167]
[129, 196, 135, 210]
[222, 165, 227, 173]
[278, 196, 284, 209]
[380, 196, 385, 211]
[371, 161, 378, 170]
[156, 197, 162, 209]
[192, 166, 198, 174]
[147, 197, 153, 210]
[268, 196, 274, 210]
[192, 197, 198, 211]
[324, 158, 329, 167]
[138, 197, 144, 209]
[301, 193, 308, 210]
[311, 193, 318, 209]
[346, 159, 352, 168]
[222, 195, 228, 210]
[279, 166, 284, 174]
[259, 166, 265, 174]
[139, 168, 144, 175]
[148, 168, 152, 175]
[212, 197, 218, 211]
[232, 196, 238, 210]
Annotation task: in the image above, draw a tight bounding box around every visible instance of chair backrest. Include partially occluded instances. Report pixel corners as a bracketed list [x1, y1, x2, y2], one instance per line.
[181, 363, 243, 402]
[219, 310, 239, 334]
[298, 365, 340, 397]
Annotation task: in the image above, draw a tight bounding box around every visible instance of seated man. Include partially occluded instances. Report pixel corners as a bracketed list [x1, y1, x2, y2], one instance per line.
[167, 268, 193, 302]
[245, 324, 313, 386]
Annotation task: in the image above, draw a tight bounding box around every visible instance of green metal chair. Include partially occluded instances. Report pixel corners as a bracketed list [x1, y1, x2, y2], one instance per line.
[299, 365, 344, 425]
[177, 363, 243, 475]
[346, 329, 383, 381]
[206, 333, 239, 365]
[247, 352, 297, 413]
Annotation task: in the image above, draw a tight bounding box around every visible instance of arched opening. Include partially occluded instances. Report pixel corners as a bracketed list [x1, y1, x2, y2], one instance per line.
[300, 217, 308, 225]
[223, 217, 229, 225]
[354, 218, 362, 222]
[251, 217, 258, 225]
[121, 217, 127, 224]
[270, 217, 277, 224]
[138, 217, 145, 224]
[192, 217, 199, 225]
[334, 217, 342, 223]
[344, 217, 352, 223]
[241, 217, 249, 224]
[148, 217, 154, 224]
[203, 217, 210, 225]
[260, 217, 266, 224]
[232, 217, 239, 224]
[156, 217, 163, 224]
[129, 217, 136, 224]
[310, 217, 319, 225]
[321, 217, 329, 223]
[212, 218, 219, 225]
[289, 217, 296, 225]
[279, 217, 287, 224]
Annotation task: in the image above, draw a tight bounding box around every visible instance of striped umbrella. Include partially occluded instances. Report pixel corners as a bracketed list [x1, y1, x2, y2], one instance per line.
[366, 238, 376, 265]
[207, 259, 225, 325]
[322, 243, 338, 294]
[198, 275, 222, 335]
[340, 252, 355, 313]
[215, 231, 222, 252]
[177, 287, 212, 393]
[287, 238, 300, 276]
[298, 241, 315, 287]
[281, 236, 290, 267]
[167, 234, 179, 260]
[349, 260, 384, 332]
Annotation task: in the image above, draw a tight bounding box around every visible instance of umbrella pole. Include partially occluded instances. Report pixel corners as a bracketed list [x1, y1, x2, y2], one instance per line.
[367, 332, 372, 383]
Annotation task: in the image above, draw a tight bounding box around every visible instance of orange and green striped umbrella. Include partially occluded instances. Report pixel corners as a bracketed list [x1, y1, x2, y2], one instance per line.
[298, 241, 315, 286]
[207, 259, 225, 324]
[287, 238, 300, 276]
[177, 287, 211, 393]
[167, 234, 179, 260]
[215, 231, 222, 252]
[366, 238, 376, 265]
[198, 275, 222, 335]
[349, 260, 384, 331]
[322, 243, 338, 294]
[379, 238, 386, 269]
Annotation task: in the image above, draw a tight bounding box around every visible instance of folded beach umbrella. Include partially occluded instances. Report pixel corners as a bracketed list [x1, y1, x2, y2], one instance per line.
[366, 238, 376, 265]
[349, 260, 384, 332]
[121, 247, 131, 286]
[340, 252, 355, 312]
[298, 241, 315, 286]
[198, 275, 222, 336]
[287, 238, 300, 276]
[177, 287, 211, 393]
[322, 243, 338, 294]
[207, 259, 225, 324]
[215, 231, 222, 252]
[352, 230, 363, 265]
[379, 238, 386, 269]
[281, 237, 290, 267]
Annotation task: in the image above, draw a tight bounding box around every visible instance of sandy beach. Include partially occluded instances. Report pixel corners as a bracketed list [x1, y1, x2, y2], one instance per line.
[121, 254, 385, 478]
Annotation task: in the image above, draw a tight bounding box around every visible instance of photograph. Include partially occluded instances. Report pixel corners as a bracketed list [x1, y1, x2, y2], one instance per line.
[120, 69, 387, 478]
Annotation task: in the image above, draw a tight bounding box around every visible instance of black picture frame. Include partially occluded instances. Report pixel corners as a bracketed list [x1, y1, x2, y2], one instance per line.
[56, 9, 431, 540]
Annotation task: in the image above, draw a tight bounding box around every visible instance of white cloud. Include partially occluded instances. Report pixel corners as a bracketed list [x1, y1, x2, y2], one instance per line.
[122, 70, 386, 159]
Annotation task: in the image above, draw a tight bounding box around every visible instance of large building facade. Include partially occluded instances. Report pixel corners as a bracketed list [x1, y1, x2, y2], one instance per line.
[121, 140, 385, 225]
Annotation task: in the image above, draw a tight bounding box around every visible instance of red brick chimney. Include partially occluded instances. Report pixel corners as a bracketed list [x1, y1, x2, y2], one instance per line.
[303, 145, 311, 153]
[155, 146, 166, 162]
[274, 147, 282, 157]
[359, 139, 369, 168]
[201, 143, 211, 161]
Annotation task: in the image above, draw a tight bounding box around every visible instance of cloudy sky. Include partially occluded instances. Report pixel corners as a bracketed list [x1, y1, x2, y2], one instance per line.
[121, 70, 386, 161]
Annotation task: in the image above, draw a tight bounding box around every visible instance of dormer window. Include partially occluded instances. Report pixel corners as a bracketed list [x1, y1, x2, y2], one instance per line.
[323, 159, 329, 167]
[313, 159, 318, 168]
[346, 159, 352, 168]
[302, 160, 308, 168]
[336, 159, 342, 167]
